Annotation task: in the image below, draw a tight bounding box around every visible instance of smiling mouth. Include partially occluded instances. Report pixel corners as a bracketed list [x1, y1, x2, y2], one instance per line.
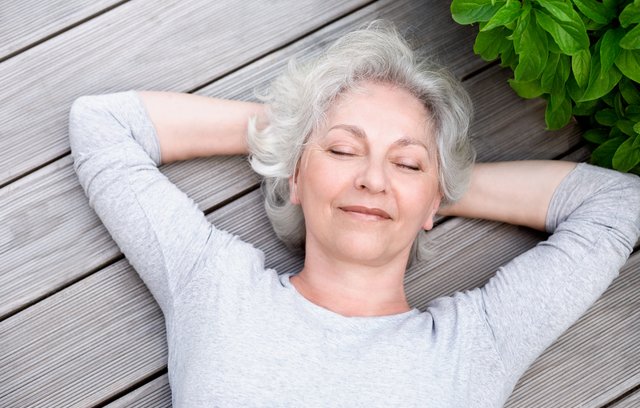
[339, 206, 392, 220]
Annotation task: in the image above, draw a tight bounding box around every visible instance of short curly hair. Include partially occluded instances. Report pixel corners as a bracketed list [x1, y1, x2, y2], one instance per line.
[247, 20, 475, 264]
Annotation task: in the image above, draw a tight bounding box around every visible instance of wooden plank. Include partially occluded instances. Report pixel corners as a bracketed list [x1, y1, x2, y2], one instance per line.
[104, 374, 171, 408]
[0, 0, 491, 319]
[0, 0, 370, 188]
[0, 0, 122, 61]
[0, 260, 167, 407]
[608, 389, 640, 407]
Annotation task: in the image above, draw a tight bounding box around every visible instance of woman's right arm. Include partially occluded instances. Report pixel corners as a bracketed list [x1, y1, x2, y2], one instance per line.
[69, 91, 263, 317]
[137, 91, 265, 164]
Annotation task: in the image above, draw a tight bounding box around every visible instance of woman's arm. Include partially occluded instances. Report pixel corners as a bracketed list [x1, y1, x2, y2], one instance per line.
[454, 162, 640, 385]
[137, 91, 265, 164]
[69, 91, 259, 316]
[438, 160, 578, 231]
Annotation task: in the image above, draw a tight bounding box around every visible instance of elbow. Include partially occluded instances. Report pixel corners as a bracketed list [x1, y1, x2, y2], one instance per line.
[68, 95, 104, 157]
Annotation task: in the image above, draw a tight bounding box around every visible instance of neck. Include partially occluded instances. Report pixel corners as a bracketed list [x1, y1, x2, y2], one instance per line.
[290, 244, 412, 317]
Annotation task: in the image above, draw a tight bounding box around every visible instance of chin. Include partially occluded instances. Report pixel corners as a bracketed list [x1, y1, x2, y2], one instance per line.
[331, 233, 401, 265]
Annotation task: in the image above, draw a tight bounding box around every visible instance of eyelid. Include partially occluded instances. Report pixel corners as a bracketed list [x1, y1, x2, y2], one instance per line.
[328, 144, 359, 155]
[392, 155, 423, 170]
[396, 162, 421, 171]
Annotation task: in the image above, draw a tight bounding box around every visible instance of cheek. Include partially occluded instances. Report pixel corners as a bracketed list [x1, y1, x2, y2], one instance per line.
[297, 155, 344, 205]
[396, 178, 440, 217]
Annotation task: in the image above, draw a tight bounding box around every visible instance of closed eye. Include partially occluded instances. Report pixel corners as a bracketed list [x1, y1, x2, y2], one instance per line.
[396, 162, 421, 171]
[329, 149, 355, 156]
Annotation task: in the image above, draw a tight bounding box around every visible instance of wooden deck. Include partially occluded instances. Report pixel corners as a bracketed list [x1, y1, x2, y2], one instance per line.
[0, 0, 638, 406]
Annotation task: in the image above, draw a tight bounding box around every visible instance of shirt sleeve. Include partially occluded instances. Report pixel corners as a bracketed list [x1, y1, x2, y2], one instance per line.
[68, 91, 217, 316]
[468, 163, 640, 384]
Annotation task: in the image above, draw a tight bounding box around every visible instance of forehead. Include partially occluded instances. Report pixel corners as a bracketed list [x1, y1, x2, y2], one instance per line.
[319, 81, 435, 146]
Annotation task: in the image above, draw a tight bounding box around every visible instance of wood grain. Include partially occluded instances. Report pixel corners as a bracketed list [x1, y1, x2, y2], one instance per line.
[0, 0, 122, 60]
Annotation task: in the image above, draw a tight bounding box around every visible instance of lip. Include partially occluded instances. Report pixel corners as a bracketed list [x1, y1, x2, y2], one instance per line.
[339, 205, 392, 220]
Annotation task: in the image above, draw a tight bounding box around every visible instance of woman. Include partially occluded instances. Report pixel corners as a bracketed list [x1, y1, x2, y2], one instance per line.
[68, 23, 640, 407]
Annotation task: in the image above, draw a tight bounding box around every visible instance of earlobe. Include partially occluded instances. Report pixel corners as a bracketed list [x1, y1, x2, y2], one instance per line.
[422, 195, 442, 230]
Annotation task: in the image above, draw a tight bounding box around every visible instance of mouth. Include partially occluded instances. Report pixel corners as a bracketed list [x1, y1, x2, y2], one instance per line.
[339, 206, 392, 221]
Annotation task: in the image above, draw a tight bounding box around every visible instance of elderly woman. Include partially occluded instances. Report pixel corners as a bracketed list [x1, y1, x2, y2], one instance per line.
[68, 23, 640, 407]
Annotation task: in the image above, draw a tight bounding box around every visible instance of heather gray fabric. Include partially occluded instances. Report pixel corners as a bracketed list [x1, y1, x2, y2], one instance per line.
[68, 91, 640, 407]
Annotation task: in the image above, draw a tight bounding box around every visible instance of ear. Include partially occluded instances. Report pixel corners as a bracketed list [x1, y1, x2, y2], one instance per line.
[421, 194, 442, 231]
[289, 172, 300, 205]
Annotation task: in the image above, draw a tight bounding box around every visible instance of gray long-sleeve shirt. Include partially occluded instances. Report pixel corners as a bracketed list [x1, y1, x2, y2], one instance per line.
[68, 91, 640, 407]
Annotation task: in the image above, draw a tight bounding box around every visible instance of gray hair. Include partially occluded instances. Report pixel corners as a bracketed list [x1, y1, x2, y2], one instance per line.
[247, 21, 475, 264]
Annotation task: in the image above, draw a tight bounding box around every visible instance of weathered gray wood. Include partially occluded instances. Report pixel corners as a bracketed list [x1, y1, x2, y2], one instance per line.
[0, 0, 490, 319]
[0, 0, 121, 61]
[609, 389, 640, 407]
[104, 374, 171, 408]
[0, 0, 370, 187]
[0, 260, 167, 407]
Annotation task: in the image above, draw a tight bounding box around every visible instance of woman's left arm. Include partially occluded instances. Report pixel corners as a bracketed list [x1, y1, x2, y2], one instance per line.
[441, 160, 640, 383]
[437, 160, 577, 231]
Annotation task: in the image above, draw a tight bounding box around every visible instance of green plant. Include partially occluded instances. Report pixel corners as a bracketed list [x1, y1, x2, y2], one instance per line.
[451, 0, 640, 173]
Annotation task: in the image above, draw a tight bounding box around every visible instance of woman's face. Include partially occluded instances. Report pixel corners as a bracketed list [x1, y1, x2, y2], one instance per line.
[291, 81, 442, 266]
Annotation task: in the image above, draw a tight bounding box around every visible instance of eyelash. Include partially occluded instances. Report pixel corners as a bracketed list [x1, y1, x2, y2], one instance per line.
[397, 163, 421, 171]
[329, 149, 421, 172]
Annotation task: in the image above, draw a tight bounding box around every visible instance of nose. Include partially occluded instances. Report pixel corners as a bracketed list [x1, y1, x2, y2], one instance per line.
[354, 158, 387, 193]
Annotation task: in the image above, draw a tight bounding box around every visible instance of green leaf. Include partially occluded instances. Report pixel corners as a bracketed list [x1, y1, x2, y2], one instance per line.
[601, 90, 615, 107]
[579, 50, 623, 101]
[615, 49, 640, 83]
[545, 89, 572, 129]
[482, 1, 522, 31]
[474, 26, 512, 60]
[508, 78, 544, 98]
[620, 24, 640, 50]
[451, 0, 506, 24]
[613, 134, 640, 172]
[573, 99, 599, 115]
[583, 129, 609, 144]
[500, 44, 518, 69]
[595, 108, 618, 126]
[535, 9, 589, 55]
[600, 28, 624, 74]
[590, 136, 626, 168]
[610, 126, 625, 139]
[536, 0, 580, 22]
[574, 0, 614, 24]
[616, 119, 638, 136]
[510, 6, 530, 45]
[635, 121, 640, 134]
[627, 104, 640, 121]
[614, 91, 625, 118]
[620, 78, 640, 104]
[541, 54, 570, 92]
[541, 52, 561, 92]
[550, 56, 571, 108]
[572, 48, 591, 88]
[514, 13, 549, 81]
[555, 55, 571, 86]
[620, 1, 640, 28]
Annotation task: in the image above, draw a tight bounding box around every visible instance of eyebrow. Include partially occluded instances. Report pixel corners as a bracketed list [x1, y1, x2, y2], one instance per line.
[328, 124, 430, 152]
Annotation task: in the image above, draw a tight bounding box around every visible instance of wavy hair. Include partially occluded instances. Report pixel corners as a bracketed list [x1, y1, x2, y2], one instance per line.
[247, 21, 475, 264]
